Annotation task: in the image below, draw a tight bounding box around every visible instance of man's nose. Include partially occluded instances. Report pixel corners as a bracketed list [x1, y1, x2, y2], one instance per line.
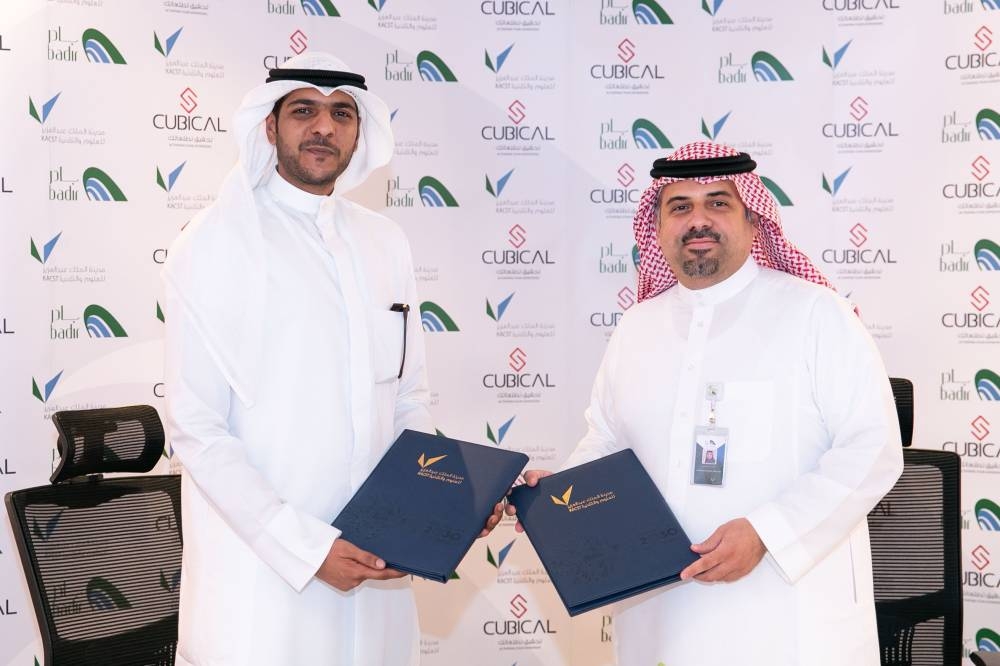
[309, 111, 336, 135]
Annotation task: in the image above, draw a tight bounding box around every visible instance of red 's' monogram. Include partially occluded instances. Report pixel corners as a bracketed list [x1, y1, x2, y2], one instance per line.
[179, 87, 198, 114]
[509, 593, 528, 618]
[617, 38, 635, 63]
[849, 96, 869, 121]
[507, 99, 526, 125]
[971, 286, 991, 312]
[508, 347, 527, 372]
[972, 155, 991, 182]
[507, 224, 526, 249]
[971, 544, 991, 571]
[617, 163, 635, 187]
[974, 25, 993, 52]
[289, 30, 308, 55]
[971, 415, 991, 442]
[849, 223, 868, 248]
[617, 287, 635, 310]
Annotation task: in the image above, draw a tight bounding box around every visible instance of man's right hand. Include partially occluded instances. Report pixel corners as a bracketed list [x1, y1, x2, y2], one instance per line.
[504, 469, 552, 533]
[316, 538, 407, 591]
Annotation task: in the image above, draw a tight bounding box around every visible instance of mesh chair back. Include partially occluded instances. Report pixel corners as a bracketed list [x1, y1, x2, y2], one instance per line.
[868, 448, 962, 666]
[4, 405, 181, 665]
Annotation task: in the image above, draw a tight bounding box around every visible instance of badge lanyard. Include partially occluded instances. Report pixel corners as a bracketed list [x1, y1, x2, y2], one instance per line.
[692, 383, 729, 487]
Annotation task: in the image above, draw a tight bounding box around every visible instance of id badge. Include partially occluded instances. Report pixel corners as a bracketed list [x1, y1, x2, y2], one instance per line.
[692, 425, 729, 487]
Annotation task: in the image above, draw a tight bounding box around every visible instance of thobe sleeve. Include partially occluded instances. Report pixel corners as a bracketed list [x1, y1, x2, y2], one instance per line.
[745, 292, 903, 584]
[164, 283, 340, 592]
[392, 238, 434, 438]
[562, 325, 624, 470]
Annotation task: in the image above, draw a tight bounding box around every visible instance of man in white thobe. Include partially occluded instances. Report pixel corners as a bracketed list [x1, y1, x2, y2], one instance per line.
[511, 142, 903, 665]
[162, 53, 456, 665]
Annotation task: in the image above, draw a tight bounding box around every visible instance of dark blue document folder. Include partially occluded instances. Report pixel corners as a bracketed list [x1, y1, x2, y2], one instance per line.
[333, 429, 528, 583]
[508, 449, 698, 616]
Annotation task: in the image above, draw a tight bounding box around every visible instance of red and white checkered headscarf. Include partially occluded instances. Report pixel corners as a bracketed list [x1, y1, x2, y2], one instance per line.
[634, 141, 835, 302]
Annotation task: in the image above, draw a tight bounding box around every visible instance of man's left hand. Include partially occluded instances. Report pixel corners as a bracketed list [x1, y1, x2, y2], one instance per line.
[478, 501, 505, 538]
[679, 517, 766, 583]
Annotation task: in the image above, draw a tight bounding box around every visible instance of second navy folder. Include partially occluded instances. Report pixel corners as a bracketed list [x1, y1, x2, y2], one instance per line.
[333, 429, 528, 583]
[508, 449, 698, 616]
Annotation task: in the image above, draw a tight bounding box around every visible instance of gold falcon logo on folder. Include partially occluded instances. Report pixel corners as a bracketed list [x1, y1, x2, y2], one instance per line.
[418, 453, 447, 469]
[551, 485, 573, 506]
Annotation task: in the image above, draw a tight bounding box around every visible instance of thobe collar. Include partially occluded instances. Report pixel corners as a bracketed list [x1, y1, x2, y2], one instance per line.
[674, 255, 759, 307]
[265, 167, 327, 216]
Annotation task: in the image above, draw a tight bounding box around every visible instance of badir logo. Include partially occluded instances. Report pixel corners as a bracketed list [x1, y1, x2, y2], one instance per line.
[822, 167, 851, 196]
[486, 415, 515, 445]
[978, 369, 1000, 400]
[977, 499, 1000, 529]
[701, 111, 731, 140]
[487, 539, 516, 569]
[551, 485, 573, 507]
[87, 577, 132, 611]
[702, 0, 724, 15]
[28, 92, 60, 124]
[633, 0, 673, 24]
[32, 371, 63, 404]
[156, 162, 186, 192]
[822, 40, 851, 71]
[419, 301, 459, 332]
[486, 292, 515, 321]
[632, 118, 672, 149]
[300, 0, 340, 16]
[977, 108, 1000, 139]
[153, 28, 182, 57]
[83, 167, 127, 202]
[417, 50, 457, 82]
[84, 305, 128, 338]
[419, 176, 459, 207]
[751, 51, 793, 82]
[82, 29, 126, 64]
[485, 44, 514, 73]
[486, 169, 514, 197]
[978, 239, 1000, 270]
[978, 628, 1000, 652]
[30, 232, 62, 264]
[417, 453, 447, 469]
[760, 176, 794, 206]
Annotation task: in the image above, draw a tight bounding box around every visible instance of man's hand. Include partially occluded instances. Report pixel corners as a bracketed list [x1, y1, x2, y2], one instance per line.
[316, 538, 407, 591]
[478, 501, 505, 538]
[679, 517, 766, 583]
[503, 469, 552, 533]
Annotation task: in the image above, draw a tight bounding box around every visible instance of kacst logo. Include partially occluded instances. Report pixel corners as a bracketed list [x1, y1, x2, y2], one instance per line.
[154, 28, 183, 57]
[29, 92, 61, 125]
[486, 169, 514, 197]
[32, 371, 64, 404]
[486, 415, 515, 444]
[485, 44, 514, 73]
[31, 233, 62, 264]
[701, 111, 731, 140]
[487, 539, 516, 568]
[822, 40, 852, 71]
[156, 162, 186, 192]
[823, 168, 853, 197]
[486, 293, 515, 321]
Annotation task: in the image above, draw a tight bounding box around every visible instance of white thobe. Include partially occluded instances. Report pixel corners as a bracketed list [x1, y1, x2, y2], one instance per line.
[565, 257, 903, 666]
[164, 170, 433, 666]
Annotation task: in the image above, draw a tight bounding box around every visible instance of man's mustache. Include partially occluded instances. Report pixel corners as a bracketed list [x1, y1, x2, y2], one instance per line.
[681, 227, 721, 244]
[299, 139, 340, 154]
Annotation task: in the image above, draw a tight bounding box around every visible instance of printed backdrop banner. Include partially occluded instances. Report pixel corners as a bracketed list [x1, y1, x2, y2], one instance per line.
[1, 0, 999, 664]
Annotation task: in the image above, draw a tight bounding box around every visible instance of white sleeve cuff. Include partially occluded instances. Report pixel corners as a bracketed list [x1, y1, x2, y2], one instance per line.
[252, 504, 341, 592]
[746, 503, 813, 584]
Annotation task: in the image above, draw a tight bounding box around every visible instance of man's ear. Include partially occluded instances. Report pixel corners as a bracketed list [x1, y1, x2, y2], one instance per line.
[265, 113, 278, 146]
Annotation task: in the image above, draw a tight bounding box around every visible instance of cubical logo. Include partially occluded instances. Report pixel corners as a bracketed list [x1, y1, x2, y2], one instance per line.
[591, 286, 635, 328]
[590, 163, 641, 205]
[977, 239, 1000, 270]
[485, 44, 514, 73]
[977, 499, 1000, 529]
[508, 99, 526, 124]
[487, 539, 516, 568]
[486, 169, 514, 197]
[945, 25, 999, 70]
[978, 369, 1000, 400]
[84, 305, 128, 338]
[417, 50, 457, 82]
[30, 232, 62, 264]
[822, 40, 852, 71]
[943, 155, 999, 199]
[32, 371, 63, 403]
[486, 415, 515, 444]
[701, 111, 732, 140]
[972, 285, 991, 311]
[822, 96, 899, 139]
[28, 92, 61, 124]
[508, 224, 526, 248]
[156, 162, 186, 192]
[632, 118, 672, 149]
[82, 29, 126, 64]
[978, 108, 1000, 139]
[822, 167, 851, 196]
[486, 293, 515, 321]
[590, 38, 665, 81]
[509, 347, 527, 372]
[972, 415, 991, 441]
[702, 0, 724, 15]
[633, 0, 673, 24]
[419, 301, 459, 332]
[751, 51, 793, 82]
[300, 0, 340, 16]
[86, 577, 132, 610]
[153, 28, 182, 57]
[419, 176, 459, 207]
[83, 167, 127, 202]
[289, 29, 308, 55]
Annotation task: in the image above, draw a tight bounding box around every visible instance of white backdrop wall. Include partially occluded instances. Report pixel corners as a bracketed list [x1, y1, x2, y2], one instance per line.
[1, 0, 998, 664]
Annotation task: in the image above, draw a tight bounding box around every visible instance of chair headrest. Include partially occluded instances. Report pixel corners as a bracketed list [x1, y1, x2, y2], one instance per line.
[889, 378, 913, 448]
[50, 405, 165, 483]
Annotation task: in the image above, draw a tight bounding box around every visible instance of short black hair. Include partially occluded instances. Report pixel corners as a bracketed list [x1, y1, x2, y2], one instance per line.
[270, 93, 290, 121]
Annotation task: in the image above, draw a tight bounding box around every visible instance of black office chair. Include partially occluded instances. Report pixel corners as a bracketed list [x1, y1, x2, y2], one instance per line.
[868, 378, 963, 666]
[4, 405, 182, 665]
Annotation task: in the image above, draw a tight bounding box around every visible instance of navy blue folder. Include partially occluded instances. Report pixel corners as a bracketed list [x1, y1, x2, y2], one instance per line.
[508, 449, 698, 616]
[333, 429, 528, 583]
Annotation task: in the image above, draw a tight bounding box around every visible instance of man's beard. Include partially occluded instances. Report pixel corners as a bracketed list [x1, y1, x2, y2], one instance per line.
[276, 135, 349, 189]
[680, 226, 723, 278]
